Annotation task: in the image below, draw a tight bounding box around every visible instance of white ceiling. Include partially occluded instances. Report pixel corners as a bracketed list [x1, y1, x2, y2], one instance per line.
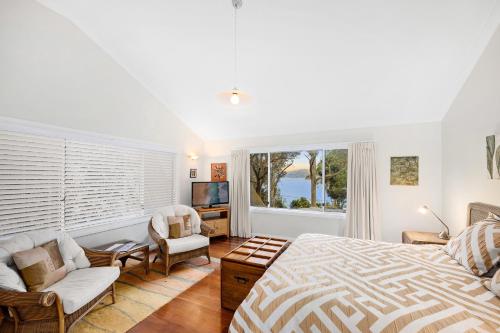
[37, 0, 499, 140]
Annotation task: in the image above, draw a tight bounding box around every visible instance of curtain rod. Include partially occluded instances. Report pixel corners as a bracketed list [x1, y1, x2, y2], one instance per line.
[232, 140, 375, 153]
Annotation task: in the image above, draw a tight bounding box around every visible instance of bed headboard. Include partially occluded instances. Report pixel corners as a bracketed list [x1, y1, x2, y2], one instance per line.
[467, 202, 500, 226]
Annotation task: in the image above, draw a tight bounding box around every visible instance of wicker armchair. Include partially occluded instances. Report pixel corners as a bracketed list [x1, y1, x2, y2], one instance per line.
[148, 205, 214, 275]
[0, 248, 117, 333]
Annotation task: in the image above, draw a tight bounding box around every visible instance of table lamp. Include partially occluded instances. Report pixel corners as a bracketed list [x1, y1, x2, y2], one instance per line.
[418, 205, 450, 240]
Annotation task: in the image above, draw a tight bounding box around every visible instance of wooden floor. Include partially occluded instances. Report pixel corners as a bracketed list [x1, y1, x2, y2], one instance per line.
[128, 237, 247, 333]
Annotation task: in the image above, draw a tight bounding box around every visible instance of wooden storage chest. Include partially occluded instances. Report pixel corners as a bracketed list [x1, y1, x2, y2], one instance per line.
[221, 236, 289, 310]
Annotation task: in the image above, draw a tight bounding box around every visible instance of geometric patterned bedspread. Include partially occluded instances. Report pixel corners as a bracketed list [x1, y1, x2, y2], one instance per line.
[229, 234, 500, 333]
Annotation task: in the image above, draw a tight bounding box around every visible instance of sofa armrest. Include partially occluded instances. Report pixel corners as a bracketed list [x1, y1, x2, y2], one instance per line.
[0, 290, 58, 307]
[83, 247, 117, 267]
[200, 222, 215, 237]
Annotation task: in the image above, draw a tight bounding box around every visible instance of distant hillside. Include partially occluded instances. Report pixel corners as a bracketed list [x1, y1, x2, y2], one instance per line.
[284, 169, 309, 178]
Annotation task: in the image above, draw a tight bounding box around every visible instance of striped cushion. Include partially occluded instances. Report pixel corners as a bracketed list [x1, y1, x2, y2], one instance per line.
[444, 212, 500, 276]
[484, 268, 500, 297]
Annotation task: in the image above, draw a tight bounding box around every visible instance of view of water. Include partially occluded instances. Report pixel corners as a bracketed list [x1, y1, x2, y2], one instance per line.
[278, 177, 332, 206]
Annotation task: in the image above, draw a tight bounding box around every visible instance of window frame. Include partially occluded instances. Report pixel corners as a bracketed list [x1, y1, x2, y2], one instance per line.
[249, 143, 349, 214]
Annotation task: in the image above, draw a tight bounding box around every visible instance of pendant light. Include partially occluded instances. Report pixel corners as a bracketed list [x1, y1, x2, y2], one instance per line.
[217, 0, 251, 106]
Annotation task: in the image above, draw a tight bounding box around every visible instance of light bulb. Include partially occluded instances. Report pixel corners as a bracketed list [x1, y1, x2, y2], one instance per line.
[418, 205, 429, 214]
[230, 92, 240, 105]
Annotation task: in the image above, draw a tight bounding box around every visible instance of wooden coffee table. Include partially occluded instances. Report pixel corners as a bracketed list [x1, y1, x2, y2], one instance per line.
[93, 240, 150, 274]
[221, 236, 289, 310]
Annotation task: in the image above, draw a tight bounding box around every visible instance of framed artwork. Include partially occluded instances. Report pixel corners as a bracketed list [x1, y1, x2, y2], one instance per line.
[390, 156, 419, 186]
[486, 135, 500, 179]
[211, 163, 227, 181]
[189, 168, 197, 179]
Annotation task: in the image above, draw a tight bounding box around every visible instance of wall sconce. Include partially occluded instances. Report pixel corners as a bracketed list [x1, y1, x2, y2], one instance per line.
[188, 153, 199, 160]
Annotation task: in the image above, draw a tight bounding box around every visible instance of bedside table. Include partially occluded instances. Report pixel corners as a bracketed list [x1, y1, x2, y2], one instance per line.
[402, 231, 450, 245]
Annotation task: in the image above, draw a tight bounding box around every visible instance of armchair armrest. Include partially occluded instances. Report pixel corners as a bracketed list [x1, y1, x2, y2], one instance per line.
[0, 290, 57, 307]
[83, 247, 117, 267]
[200, 222, 215, 237]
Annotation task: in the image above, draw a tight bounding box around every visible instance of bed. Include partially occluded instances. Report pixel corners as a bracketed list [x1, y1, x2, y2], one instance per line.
[229, 203, 500, 332]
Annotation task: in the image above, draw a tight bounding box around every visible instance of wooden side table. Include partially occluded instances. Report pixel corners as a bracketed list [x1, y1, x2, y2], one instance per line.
[93, 240, 150, 274]
[402, 231, 449, 245]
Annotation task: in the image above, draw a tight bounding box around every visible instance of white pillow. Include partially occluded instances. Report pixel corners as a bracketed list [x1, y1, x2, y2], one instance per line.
[58, 233, 90, 272]
[484, 268, 500, 297]
[0, 263, 26, 292]
[0, 234, 34, 266]
[26, 229, 61, 247]
[152, 213, 168, 239]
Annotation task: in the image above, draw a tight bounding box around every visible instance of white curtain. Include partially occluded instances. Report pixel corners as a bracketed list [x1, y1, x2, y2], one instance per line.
[345, 142, 380, 240]
[229, 150, 251, 238]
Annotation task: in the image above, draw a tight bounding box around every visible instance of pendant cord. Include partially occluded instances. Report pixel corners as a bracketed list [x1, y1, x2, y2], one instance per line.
[233, 3, 238, 90]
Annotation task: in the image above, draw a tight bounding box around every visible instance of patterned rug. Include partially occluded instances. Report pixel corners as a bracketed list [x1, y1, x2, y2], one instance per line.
[71, 257, 217, 333]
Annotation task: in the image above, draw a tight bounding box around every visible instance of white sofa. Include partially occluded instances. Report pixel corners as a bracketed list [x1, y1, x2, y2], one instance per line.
[149, 205, 213, 275]
[0, 230, 120, 333]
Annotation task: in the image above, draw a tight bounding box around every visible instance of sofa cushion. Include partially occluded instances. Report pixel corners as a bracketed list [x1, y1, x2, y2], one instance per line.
[153, 205, 201, 235]
[13, 240, 67, 292]
[26, 230, 62, 247]
[152, 213, 168, 238]
[44, 266, 120, 314]
[58, 233, 90, 272]
[166, 234, 209, 254]
[0, 234, 34, 266]
[0, 231, 90, 273]
[0, 263, 26, 292]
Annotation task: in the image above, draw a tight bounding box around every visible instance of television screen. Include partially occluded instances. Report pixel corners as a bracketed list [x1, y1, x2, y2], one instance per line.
[192, 181, 229, 207]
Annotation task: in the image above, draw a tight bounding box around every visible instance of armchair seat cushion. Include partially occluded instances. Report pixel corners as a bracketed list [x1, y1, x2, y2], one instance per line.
[44, 266, 120, 314]
[165, 234, 209, 254]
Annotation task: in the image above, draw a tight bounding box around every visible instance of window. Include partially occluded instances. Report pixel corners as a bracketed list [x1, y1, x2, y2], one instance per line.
[0, 129, 176, 236]
[250, 147, 348, 213]
[0, 131, 65, 235]
[324, 149, 348, 212]
[250, 153, 268, 207]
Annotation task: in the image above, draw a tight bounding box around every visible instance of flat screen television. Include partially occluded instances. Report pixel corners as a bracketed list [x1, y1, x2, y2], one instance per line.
[191, 181, 229, 207]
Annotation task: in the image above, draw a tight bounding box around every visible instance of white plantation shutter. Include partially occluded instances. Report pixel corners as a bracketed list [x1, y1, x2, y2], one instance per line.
[0, 131, 64, 235]
[64, 140, 145, 231]
[144, 150, 176, 212]
[0, 125, 177, 236]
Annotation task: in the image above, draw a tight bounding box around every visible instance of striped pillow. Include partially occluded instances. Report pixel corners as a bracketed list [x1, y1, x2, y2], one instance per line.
[444, 212, 500, 276]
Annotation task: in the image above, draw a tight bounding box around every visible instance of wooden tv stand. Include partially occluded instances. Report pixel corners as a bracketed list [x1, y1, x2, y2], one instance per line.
[194, 206, 230, 238]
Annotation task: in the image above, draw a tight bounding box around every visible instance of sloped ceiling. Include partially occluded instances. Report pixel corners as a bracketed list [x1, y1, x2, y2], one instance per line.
[37, 0, 500, 140]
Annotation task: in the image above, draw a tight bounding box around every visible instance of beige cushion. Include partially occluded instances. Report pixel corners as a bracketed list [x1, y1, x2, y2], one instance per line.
[44, 266, 120, 314]
[12, 240, 66, 292]
[167, 215, 193, 239]
[484, 269, 500, 297]
[444, 213, 500, 276]
[0, 263, 26, 292]
[166, 234, 209, 254]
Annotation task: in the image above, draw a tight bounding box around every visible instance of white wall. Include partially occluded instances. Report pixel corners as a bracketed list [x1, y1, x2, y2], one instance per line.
[204, 122, 442, 243]
[0, 0, 205, 246]
[442, 26, 500, 235]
